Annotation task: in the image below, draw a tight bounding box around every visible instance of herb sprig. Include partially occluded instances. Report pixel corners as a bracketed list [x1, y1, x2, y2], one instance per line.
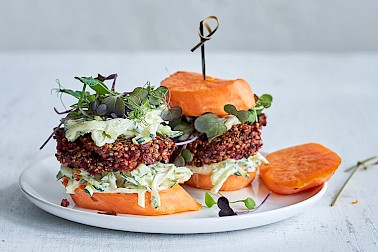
[331, 156, 378, 206]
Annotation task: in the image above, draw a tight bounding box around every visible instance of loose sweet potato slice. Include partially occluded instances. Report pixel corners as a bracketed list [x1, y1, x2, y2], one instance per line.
[161, 71, 256, 117]
[185, 171, 257, 191]
[260, 143, 341, 194]
[70, 184, 202, 216]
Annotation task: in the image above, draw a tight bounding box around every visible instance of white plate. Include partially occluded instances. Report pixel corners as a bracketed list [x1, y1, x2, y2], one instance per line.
[19, 157, 327, 234]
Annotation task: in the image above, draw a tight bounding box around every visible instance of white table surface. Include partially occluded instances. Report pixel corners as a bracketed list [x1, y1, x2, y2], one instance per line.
[0, 51, 377, 252]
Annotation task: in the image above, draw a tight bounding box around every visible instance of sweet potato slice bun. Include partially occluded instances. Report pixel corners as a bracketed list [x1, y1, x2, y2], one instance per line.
[161, 71, 256, 117]
[185, 170, 257, 191]
[260, 143, 341, 194]
[70, 184, 202, 216]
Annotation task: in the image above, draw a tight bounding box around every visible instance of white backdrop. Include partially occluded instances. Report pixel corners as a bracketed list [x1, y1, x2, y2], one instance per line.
[1, 0, 378, 51]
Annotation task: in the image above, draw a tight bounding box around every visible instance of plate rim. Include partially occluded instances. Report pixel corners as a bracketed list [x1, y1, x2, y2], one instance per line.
[19, 156, 328, 233]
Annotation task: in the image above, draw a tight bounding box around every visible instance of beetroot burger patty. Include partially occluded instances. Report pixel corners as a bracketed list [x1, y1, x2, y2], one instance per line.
[186, 114, 266, 167]
[54, 128, 176, 175]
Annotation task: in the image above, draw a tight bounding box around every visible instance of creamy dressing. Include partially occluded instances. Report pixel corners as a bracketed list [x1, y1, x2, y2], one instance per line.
[58, 162, 192, 209]
[187, 152, 269, 194]
[64, 108, 182, 147]
[221, 115, 241, 130]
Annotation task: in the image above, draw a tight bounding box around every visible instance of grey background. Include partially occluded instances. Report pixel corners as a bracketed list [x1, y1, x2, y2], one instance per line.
[1, 0, 378, 51]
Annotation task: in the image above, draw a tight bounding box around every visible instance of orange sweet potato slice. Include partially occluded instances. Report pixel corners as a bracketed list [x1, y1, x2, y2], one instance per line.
[185, 171, 257, 191]
[260, 143, 341, 194]
[161, 71, 256, 117]
[70, 184, 202, 216]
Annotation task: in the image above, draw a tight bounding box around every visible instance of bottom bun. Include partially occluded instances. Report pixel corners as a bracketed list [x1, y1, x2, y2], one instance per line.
[185, 171, 257, 191]
[70, 184, 202, 216]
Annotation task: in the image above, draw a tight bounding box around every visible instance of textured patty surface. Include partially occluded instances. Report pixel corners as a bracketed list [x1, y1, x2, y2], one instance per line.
[186, 114, 266, 167]
[54, 128, 176, 174]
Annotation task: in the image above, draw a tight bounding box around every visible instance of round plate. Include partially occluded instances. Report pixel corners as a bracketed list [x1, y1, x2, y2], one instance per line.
[19, 157, 327, 234]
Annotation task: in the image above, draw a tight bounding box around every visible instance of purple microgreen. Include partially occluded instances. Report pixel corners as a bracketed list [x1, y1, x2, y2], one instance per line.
[203, 191, 271, 217]
[54, 107, 74, 115]
[110, 112, 118, 119]
[217, 197, 237, 217]
[236, 192, 272, 215]
[88, 101, 98, 113]
[96, 104, 108, 116]
[175, 135, 199, 146]
[95, 73, 118, 91]
[39, 122, 63, 150]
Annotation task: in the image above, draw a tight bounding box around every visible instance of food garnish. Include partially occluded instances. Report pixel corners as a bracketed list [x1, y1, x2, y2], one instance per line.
[331, 155, 378, 206]
[205, 192, 271, 217]
[41, 74, 181, 149]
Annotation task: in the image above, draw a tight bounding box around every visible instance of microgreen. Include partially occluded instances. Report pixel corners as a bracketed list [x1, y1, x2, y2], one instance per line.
[204, 193, 258, 216]
[181, 149, 193, 162]
[217, 197, 236, 216]
[174, 156, 186, 167]
[40, 74, 175, 149]
[224, 104, 253, 123]
[255, 94, 273, 108]
[205, 192, 217, 208]
[194, 113, 227, 141]
[224, 94, 272, 124]
[161, 106, 182, 121]
[230, 197, 256, 210]
[74, 76, 111, 95]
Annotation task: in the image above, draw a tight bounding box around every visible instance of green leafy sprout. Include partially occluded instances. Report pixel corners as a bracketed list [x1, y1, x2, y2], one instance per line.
[52, 74, 176, 122]
[40, 73, 181, 150]
[205, 192, 256, 210]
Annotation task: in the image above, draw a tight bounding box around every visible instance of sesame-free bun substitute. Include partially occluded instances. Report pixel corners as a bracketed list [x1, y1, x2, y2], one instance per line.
[69, 184, 202, 216]
[161, 71, 256, 117]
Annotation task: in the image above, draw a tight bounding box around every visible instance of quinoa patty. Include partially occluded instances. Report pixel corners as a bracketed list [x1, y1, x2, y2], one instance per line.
[186, 114, 267, 167]
[54, 128, 176, 174]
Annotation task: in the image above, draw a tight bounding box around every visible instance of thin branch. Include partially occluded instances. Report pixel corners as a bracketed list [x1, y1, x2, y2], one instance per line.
[39, 122, 63, 150]
[344, 156, 378, 172]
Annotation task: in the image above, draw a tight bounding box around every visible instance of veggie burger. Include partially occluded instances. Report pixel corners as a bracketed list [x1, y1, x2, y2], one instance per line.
[50, 74, 201, 215]
[161, 71, 272, 194]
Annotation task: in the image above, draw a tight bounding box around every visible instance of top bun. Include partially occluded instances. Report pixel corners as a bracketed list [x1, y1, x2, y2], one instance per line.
[161, 71, 256, 117]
